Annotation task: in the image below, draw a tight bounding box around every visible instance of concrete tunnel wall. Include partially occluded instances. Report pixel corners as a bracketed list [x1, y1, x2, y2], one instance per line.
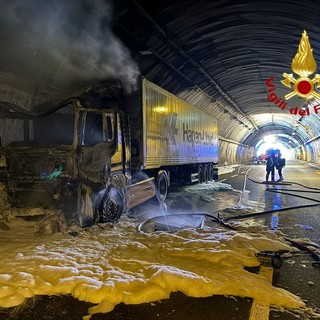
[218, 139, 254, 166]
[311, 139, 320, 163]
[296, 137, 320, 164]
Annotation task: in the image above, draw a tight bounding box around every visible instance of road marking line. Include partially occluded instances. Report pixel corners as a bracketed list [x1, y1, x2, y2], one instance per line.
[249, 265, 273, 320]
[218, 179, 227, 182]
[231, 174, 238, 177]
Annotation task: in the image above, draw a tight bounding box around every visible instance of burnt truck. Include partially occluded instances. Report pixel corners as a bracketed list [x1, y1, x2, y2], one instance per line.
[0, 78, 218, 226]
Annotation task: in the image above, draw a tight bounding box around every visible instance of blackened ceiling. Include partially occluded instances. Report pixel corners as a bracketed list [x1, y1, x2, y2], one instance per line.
[1, 0, 320, 149]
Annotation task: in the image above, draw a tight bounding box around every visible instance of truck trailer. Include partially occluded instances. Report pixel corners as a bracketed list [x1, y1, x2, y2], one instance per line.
[0, 78, 218, 226]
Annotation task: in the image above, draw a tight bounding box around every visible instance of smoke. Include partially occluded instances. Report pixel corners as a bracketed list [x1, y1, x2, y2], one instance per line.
[0, 0, 139, 93]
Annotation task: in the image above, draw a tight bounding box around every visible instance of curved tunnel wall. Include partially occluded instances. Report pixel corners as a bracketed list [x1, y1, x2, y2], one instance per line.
[306, 143, 315, 162]
[218, 138, 254, 165]
[311, 139, 320, 163]
[296, 137, 320, 164]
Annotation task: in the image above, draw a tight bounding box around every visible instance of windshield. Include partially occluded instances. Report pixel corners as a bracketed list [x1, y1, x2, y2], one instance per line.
[32, 104, 75, 145]
[81, 111, 115, 147]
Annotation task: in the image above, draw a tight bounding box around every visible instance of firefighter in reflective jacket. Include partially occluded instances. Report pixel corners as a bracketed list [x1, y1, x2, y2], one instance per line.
[265, 154, 275, 182]
[274, 152, 285, 181]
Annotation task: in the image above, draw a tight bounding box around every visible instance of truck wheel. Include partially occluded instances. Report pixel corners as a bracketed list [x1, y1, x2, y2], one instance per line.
[156, 171, 168, 201]
[198, 165, 204, 184]
[203, 164, 209, 183]
[208, 164, 215, 181]
[78, 184, 95, 227]
[99, 187, 125, 222]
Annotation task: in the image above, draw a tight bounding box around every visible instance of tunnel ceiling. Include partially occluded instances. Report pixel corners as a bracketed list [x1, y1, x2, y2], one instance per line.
[1, 0, 320, 149]
[109, 0, 320, 148]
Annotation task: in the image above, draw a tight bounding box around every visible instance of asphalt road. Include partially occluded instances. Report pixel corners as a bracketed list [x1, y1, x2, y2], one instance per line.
[0, 160, 319, 320]
[217, 161, 320, 320]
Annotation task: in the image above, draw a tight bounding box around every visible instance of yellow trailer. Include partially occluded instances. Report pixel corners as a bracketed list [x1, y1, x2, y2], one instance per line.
[129, 78, 219, 199]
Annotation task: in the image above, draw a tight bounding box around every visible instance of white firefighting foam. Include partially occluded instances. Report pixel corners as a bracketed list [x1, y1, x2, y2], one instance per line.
[0, 214, 305, 320]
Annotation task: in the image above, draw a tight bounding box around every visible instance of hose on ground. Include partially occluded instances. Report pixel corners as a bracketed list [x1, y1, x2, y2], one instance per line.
[219, 173, 320, 267]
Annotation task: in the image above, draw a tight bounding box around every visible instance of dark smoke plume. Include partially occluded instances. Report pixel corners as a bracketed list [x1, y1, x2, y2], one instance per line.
[0, 0, 139, 94]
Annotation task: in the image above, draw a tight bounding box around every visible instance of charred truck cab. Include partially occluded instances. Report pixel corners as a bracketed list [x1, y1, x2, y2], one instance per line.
[0, 78, 218, 226]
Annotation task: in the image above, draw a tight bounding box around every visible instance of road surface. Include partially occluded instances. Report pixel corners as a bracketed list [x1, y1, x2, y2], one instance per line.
[0, 160, 319, 320]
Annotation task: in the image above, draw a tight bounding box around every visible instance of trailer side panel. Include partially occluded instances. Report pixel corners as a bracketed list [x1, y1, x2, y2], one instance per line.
[141, 78, 218, 169]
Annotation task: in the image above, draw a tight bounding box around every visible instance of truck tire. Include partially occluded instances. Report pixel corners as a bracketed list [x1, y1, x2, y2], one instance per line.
[198, 165, 204, 184]
[156, 171, 168, 201]
[203, 164, 209, 183]
[208, 164, 215, 181]
[98, 187, 125, 222]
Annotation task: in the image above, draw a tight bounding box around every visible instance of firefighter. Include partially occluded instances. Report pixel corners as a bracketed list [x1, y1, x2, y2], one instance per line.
[265, 152, 275, 182]
[274, 152, 285, 181]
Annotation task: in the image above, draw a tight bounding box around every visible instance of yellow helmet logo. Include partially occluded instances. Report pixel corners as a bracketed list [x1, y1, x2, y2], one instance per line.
[281, 30, 320, 100]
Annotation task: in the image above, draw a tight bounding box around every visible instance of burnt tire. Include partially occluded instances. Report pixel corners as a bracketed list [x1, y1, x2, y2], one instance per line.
[156, 171, 168, 202]
[98, 187, 125, 223]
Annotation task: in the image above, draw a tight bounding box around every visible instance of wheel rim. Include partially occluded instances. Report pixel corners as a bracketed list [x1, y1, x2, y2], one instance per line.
[99, 187, 124, 223]
[105, 199, 118, 220]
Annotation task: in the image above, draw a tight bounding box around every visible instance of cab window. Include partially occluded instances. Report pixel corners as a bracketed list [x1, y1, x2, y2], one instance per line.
[82, 112, 114, 146]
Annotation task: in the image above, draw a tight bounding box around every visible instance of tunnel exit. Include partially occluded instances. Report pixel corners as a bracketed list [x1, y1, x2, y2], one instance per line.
[256, 135, 294, 160]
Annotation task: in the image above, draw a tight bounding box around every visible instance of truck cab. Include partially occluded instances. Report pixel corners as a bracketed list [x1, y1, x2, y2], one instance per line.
[0, 97, 155, 226]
